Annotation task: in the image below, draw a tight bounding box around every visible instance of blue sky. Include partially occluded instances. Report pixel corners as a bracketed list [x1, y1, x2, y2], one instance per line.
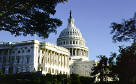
[0, 0, 135, 60]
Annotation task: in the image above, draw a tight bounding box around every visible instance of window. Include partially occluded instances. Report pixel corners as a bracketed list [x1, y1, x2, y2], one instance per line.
[52, 69, 54, 73]
[3, 56, 6, 63]
[0, 56, 2, 63]
[27, 57, 30, 64]
[70, 41, 72, 44]
[48, 58, 50, 62]
[27, 49, 30, 53]
[22, 50, 24, 53]
[16, 56, 19, 63]
[4, 51, 7, 55]
[63, 41, 65, 45]
[11, 56, 14, 63]
[73, 41, 75, 44]
[18, 51, 20, 54]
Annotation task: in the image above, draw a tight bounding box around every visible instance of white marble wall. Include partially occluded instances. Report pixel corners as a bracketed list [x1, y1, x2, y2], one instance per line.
[0, 40, 70, 75]
[70, 60, 96, 77]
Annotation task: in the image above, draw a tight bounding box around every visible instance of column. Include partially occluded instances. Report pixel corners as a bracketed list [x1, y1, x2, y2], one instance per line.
[46, 49, 48, 64]
[77, 49, 79, 56]
[83, 50, 85, 56]
[57, 53, 59, 66]
[81, 50, 83, 56]
[84, 50, 86, 56]
[67, 56, 69, 68]
[20, 56, 22, 64]
[14, 56, 17, 64]
[5, 66, 9, 74]
[53, 52, 54, 66]
[58, 53, 60, 66]
[87, 51, 88, 57]
[75, 49, 76, 56]
[85, 50, 87, 56]
[54, 53, 56, 66]
[13, 66, 16, 74]
[61, 54, 62, 67]
[79, 49, 81, 56]
[49, 50, 51, 65]
[64, 56, 65, 68]
[6, 49, 9, 64]
[71, 48, 73, 56]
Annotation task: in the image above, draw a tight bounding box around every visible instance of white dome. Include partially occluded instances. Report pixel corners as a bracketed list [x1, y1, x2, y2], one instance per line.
[59, 20, 82, 38]
[57, 11, 87, 47]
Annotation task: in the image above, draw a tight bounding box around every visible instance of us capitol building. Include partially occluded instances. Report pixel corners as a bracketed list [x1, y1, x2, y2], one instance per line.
[0, 11, 95, 76]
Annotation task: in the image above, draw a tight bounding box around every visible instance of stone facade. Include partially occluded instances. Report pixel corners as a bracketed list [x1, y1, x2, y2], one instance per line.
[0, 40, 70, 75]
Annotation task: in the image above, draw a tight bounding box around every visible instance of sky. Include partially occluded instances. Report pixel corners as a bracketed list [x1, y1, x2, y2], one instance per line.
[0, 0, 136, 60]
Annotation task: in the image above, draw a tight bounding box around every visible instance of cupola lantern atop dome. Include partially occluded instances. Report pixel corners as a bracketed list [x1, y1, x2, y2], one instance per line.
[70, 10, 72, 18]
[68, 10, 74, 27]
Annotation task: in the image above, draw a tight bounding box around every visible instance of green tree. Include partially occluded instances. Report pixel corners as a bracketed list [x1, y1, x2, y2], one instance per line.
[70, 74, 81, 84]
[79, 76, 94, 84]
[108, 53, 118, 81]
[91, 55, 110, 83]
[111, 12, 136, 43]
[0, 0, 67, 38]
[116, 43, 136, 84]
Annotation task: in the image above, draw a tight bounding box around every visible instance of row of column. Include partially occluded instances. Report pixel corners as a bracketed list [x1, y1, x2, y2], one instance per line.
[39, 49, 69, 69]
[1, 65, 33, 74]
[38, 49, 69, 75]
[0, 49, 32, 64]
[58, 40, 85, 46]
[0, 49, 33, 74]
[68, 48, 88, 57]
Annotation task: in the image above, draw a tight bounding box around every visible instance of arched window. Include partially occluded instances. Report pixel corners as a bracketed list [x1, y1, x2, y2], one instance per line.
[48, 68, 51, 73]
[9, 66, 13, 74]
[52, 68, 54, 73]
[27, 57, 30, 64]
[73, 41, 75, 44]
[18, 50, 20, 54]
[17, 56, 20, 63]
[70, 41, 72, 44]
[63, 41, 65, 45]
[27, 49, 30, 53]
[66, 41, 68, 44]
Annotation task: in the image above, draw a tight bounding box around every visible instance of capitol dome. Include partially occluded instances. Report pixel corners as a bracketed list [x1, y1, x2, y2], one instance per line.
[57, 11, 89, 61]
[59, 19, 82, 38]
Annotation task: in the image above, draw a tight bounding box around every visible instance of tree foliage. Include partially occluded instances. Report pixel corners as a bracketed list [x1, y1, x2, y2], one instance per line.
[0, 0, 67, 38]
[91, 55, 110, 83]
[116, 43, 136, 84]
[92, 43, 136, 84]
[91, 54, 118, 83]
[0, 72, 94, 84]
[111, 12, 136, 43]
